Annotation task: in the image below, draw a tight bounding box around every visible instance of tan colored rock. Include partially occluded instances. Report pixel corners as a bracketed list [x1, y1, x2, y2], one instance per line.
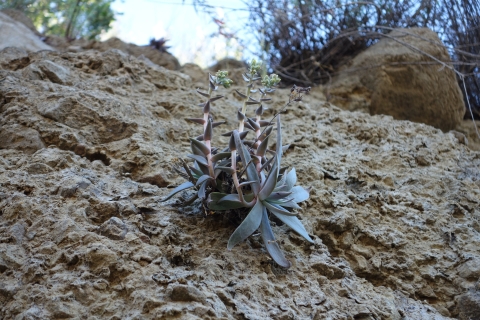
[1, 46, 478, 319]
[328, 28, 465, 131]
[46, 36, 181, 71]
[0, 9, 40, 36]
[0, 125, 45, 154]
[91, 38, 180, 70]
[208, 57, 246, 71]
[455, 120, 480, 151]
[456, 289, 480, 320]
[180, 62, 207, 85]
[0, 12, 53, 52]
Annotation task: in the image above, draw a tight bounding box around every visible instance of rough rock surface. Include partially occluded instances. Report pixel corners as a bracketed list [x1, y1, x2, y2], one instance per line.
[1, 47, 480, 319]
[327, 28, 465, 132]
[455, 120, 480, 151]
[45, 36, 180, 71]
[0, 11, 53, 52]
[0, 9, 41, 36]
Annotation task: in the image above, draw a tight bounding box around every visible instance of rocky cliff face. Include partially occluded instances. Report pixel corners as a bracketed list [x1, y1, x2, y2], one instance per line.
[0, 47, 479, 319]
[327, 28, 466, 132]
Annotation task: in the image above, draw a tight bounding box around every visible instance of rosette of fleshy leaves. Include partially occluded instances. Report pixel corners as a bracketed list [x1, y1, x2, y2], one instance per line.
[161, 64, 313, 268]
[208, 116, 313, 268]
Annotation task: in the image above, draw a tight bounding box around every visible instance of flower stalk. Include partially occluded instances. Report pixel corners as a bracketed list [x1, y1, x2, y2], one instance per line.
[160, 60, 312, 269]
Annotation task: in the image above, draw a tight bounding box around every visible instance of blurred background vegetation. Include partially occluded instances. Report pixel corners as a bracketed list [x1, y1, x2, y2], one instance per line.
[0, 0, 115, 39]
[239, 0, 480, 119]
[0, 0, 478, 118]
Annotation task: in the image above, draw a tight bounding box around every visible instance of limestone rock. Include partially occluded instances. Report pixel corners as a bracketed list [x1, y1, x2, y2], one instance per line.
[0, 43, 478, 320]
[208, 57, 246, 71]
[458, 258, 480, 280]
[180, 63, 207, 85]
[456, 289, 480, 320]
[98, 217, 127, 240]
[46, 36, 180, 71]
[0, 12, 53, 52]
[0, 9, 40, 36]
[328, 28, 465, 131]
[0, 125, 45, 154]
[170, 284, 207, 303]
[454, 120, 480, 151]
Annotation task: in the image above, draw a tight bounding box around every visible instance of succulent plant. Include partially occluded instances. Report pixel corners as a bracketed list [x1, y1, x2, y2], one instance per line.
[149, 37, 171, 52]
[161, 60, 313, 268]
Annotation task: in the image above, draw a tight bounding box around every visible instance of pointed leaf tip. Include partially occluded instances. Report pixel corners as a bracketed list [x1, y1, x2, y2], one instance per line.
[227, 201, 264, 250]
[271, 213, 314, 243]
[160, 181, 195, 202]
[260, 208, 291, 268]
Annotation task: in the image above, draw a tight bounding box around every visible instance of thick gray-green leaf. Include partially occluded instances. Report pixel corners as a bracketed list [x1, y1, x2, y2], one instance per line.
[215, 166, 235, 175]
[271, 212, 314, 243]
[258, 162, 278, 201]
[211, 152, 231, 162]
[256, 134, 270, 158]
[218, 193, 243, 204]
[285, 168, 297, 191]
[276, 115, 282, 168]
[227, 201, 263, 250]
[196, 174, 213, 187]
[190, 138, 210, 156]
[191, 141, 205, 156]
[259, 155, 275, 172]
[187, 154, 208, 167]
[189, 165, 203, 178]
[160, 181, 194, 202]
[209, 192, 228, 202]
[274, 199, 301, 209]
[239, 181, 257, 188]
[263, 200, 298, 216]
[233, 130, 260, 193]
[291, 186, 309, 203]
[198, 180, 208, 199]
[265, 191, 292, 201]
[208, 193, 246, 211]
[260, 208, 291, 268]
